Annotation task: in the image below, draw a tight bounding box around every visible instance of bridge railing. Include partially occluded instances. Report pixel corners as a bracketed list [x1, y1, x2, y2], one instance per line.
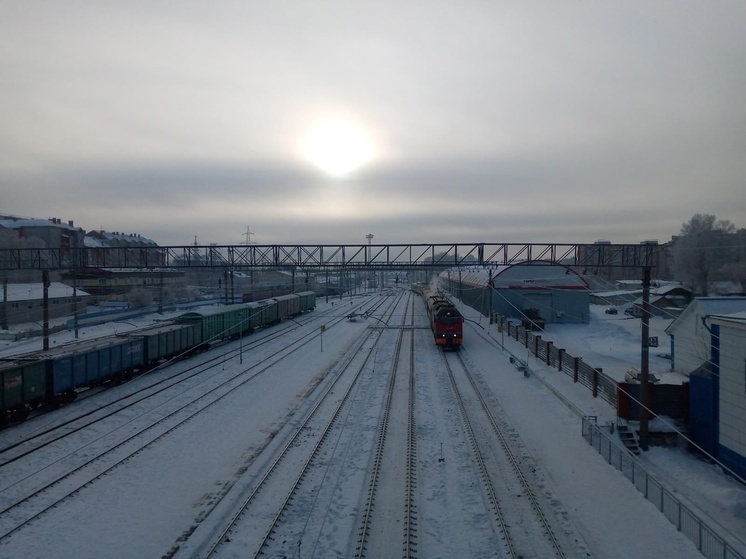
[0, 242, 660, 271]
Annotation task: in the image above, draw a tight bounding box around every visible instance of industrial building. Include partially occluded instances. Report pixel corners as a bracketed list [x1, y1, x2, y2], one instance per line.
[439, 261, 590, 324]
[0, 282, 92, 328]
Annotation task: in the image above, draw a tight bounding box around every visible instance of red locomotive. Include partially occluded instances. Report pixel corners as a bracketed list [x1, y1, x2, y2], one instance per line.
[413, 283, 464, 349]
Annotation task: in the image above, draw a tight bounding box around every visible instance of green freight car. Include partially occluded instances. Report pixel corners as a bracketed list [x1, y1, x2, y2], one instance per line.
[297, 291, 317, 313]
[177, 303, 255, 347]
[128, 322, 203, 363]
[1, 359, 47, 424]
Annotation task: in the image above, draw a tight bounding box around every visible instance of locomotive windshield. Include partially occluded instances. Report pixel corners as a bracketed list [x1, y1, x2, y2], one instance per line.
[437, 307, 462, 324]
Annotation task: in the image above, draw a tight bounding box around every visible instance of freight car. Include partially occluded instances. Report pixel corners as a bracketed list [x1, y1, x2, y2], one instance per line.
[0, 359, 46, 423]
[271, 292, 316, 323]
[1, 292, 317, 426]
[125, 322, 203, 364]
[0, 334, 147, 424]
[176, 303, 260, 347]
[296, 291, 317, 313]
[274, 294, 300, 322]
[413, 283, 464, 349]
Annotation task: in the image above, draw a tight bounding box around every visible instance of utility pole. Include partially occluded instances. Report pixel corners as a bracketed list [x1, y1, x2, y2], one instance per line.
[1, 278, 7, 331]
[639, 266, 652, 451]
[366, 234, 374, 291]
[488, 269, 493, 321]
[42, 270, 50, 351]
[242, 225, 256, 245]
[73, 282, 79, 339]
[158, 271, 163, 313]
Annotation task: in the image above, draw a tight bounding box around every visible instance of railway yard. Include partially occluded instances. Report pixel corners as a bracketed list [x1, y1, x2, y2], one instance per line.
[0, 289, 714, 558]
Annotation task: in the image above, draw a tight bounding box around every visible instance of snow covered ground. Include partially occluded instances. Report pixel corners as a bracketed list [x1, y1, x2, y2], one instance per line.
[0, 291, 743, 558]
[464, 301, 746, 553]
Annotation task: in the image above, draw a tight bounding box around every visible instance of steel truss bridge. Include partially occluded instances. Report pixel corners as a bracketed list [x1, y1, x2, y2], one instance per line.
[0, 242, 660, 271]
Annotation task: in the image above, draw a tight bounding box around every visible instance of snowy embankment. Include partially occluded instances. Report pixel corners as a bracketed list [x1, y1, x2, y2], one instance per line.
[456, 299, 746, 555]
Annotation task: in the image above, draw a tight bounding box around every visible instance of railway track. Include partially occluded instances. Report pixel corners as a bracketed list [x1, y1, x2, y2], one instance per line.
[355, 292, 418, 558]
[0, 300, 378, 541]
[0, 301, 358, 462]
[0, 289, 596, 558]
[441, 349, 577, 558]
[172, 291, 406, 558]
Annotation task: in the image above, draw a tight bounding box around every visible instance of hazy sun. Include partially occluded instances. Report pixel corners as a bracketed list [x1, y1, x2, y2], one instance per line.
[301, 119, 375, 178]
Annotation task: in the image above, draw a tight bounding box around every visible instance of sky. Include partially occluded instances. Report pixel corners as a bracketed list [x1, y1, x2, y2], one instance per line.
[2, 1, 746, 247]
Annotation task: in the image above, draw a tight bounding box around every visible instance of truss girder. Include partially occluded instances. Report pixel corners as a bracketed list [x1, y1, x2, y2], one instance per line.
[0, 242, 660, 271]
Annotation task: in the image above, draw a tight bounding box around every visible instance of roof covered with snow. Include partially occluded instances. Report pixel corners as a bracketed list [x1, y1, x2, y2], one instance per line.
[441, 262, 589, 290]
[0, 215, 82, 232]
[2, 282, 91, 301]
[84, 230, 157, 246]
[666, 297, 746, 334]
[710, 311, 746, 327]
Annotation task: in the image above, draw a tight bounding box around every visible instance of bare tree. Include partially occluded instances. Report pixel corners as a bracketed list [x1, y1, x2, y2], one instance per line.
[672, 214, 737, 295]
[718, 261, 746, 294]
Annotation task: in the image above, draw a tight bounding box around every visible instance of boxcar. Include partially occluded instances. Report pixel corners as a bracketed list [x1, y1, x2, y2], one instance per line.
[246, 301, 270, 330]
[297, 291, 316, 313]
[129, 322, 203, 363]
[274, 294, 301, 321]
[260, 299, 278, 325]
[226, 304, 249, 334]
[1, 359, 47, 423]
[177, 303, 254, 345]
[178, 304, 229, 344]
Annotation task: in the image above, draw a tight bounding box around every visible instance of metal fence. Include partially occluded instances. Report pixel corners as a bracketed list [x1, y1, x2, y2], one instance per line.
[582, 417, 744, 559]
[501, 316, 619, 407]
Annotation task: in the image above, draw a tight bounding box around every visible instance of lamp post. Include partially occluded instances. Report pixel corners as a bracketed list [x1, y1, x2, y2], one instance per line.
[366, 234, 374, 292]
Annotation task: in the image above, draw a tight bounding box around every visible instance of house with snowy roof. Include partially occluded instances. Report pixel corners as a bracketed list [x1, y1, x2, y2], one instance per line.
[0, 215, 85, 251]
[626, 283, 693, 318]
[688, 311, 746, 483]
[665, 297, 746, 376]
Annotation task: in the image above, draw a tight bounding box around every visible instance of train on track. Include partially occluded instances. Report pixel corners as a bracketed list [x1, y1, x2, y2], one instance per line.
[0, 291, 316, 426]
[412, 283, 464, 349]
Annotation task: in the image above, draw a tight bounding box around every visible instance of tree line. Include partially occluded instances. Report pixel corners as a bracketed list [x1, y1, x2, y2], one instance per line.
[672, 214, 746, 296]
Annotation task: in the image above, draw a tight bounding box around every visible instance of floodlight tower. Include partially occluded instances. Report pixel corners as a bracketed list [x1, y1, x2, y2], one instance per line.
[366, 233, 374, 262]
[366, 233, 374, 291]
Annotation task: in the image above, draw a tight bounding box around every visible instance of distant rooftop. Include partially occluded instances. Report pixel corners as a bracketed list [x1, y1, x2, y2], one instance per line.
[85, 230, 157, 246]
[0, 215, 82, 231]
[3, 282, 91, 301]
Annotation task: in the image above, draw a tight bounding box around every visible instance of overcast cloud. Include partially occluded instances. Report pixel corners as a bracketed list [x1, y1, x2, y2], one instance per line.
[1, 1, 745, 246]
